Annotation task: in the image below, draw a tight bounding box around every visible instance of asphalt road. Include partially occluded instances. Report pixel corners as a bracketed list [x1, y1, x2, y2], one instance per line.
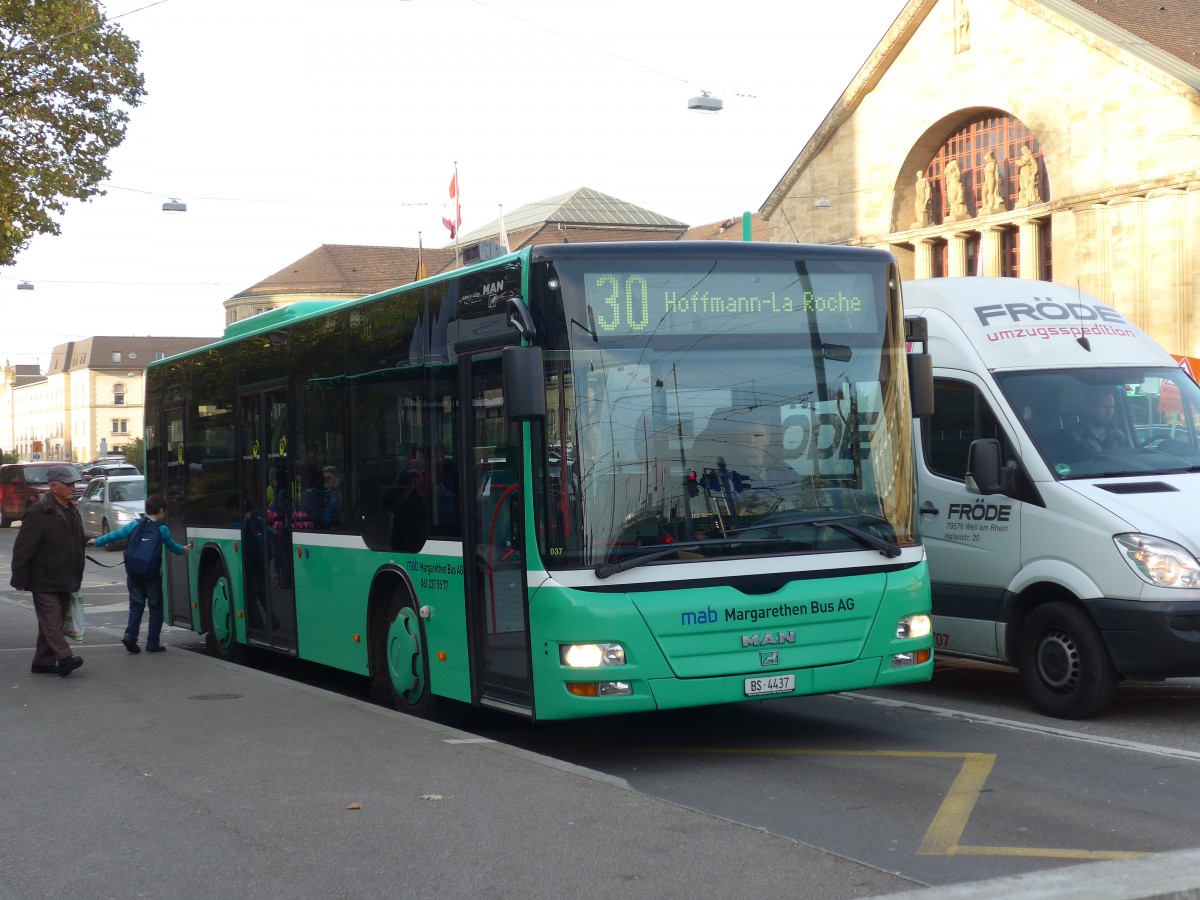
[4, 526, 1200, 895]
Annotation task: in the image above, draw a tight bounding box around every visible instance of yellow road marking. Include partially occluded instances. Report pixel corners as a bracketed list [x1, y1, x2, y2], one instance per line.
[649, 747, 1148, 860]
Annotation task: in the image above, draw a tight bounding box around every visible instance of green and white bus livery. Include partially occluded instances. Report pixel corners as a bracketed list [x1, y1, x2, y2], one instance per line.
[145, 241, 933, 721]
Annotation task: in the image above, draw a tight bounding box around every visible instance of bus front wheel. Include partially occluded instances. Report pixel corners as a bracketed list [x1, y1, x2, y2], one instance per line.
[1017, 601, 1117, 719]
[203, 565, 244, 663]
[375, 590, 463, 725]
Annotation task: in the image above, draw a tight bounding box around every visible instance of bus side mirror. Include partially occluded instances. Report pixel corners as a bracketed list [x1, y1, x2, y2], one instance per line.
[908, 353, 934, 419]
[966, 438, 1010, 495]
[904, 316, 933, 419]
[503, 345, 545, 421]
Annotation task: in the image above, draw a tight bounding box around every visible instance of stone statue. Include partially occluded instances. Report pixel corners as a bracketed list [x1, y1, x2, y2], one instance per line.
[955, 0, 971, 52]
[981, 151, 1003, 213]
[913, 169, 933, 227]
[1016, 145, 1041, 206]
[944, 159, 969, 221]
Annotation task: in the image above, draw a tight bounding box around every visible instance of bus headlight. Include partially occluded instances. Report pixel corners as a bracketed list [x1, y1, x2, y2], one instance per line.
[1114, 534, 1200, 589]
[560, 643, 626, 667]
[896, 614, 931, 639]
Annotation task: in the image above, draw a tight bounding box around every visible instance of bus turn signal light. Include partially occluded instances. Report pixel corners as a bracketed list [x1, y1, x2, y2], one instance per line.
[892, 648, 932, 668]
[566, 681, 632, 697]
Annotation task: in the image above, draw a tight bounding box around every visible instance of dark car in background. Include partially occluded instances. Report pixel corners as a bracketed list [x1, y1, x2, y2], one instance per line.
[0, 462, 86, 527]
[82, 462, 140, 481]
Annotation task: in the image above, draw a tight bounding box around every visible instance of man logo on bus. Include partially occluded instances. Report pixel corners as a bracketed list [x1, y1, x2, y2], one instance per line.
[741, 631, 797, 648]
[760, 650, 780, 666]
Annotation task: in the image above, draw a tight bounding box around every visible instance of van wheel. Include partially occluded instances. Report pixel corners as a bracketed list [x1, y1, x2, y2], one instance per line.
[373, 588, 464, 725]
[1018, 601, 1117, 719]
[203, 565, 244, 663]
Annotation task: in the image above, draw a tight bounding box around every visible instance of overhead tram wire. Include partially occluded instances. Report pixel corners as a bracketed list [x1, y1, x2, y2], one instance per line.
[464, 0, 758, 102]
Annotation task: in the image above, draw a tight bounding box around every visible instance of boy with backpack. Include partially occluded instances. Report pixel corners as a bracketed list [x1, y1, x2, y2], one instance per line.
[88, 493, 192, 653]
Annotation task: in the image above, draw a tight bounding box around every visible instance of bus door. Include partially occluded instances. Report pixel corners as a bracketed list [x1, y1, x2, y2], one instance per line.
[465, 352, 532, 711]
[160, 406, 191, 627]
[238, 385, 297, 653]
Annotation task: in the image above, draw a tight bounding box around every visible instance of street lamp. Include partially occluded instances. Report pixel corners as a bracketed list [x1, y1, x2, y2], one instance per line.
[687, 91, 723, 112]
[17, 281, 33, 291]
[162, 198, 187, 212]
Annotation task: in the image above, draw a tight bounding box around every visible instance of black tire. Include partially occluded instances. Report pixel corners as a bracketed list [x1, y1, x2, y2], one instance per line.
[101, 519, 117, 552]
[1017, 601, 1117, 719]
[372, 587, 464, 725]
[202, 564, 245, 663]
[0, 515, 10, 528]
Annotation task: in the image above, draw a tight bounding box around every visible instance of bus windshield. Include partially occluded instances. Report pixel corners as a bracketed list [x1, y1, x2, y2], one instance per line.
[535, 254, 916, 570]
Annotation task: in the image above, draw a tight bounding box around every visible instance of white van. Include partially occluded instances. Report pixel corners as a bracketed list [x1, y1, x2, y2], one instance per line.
[905, 277, 1200, 718]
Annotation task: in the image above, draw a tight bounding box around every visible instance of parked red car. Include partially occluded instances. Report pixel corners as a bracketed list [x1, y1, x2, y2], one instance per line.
[0, 462, 86, 527]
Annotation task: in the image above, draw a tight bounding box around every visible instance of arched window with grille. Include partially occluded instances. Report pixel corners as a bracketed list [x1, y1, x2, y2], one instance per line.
[113, 382, 126, 406]
[921, 111, 1048, 225]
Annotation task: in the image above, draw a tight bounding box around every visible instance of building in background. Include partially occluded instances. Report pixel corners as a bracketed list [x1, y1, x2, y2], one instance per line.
[761, 0, 1200, 356]
[0, 336, 216, 463]
[0, 363, 46, 461]
[224, 187, 735, 326]
[223, 244, 459, 327]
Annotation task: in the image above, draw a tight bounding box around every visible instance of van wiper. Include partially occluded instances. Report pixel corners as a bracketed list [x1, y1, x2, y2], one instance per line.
[594, 537, 780, 579]
[742, 513, 902, 558]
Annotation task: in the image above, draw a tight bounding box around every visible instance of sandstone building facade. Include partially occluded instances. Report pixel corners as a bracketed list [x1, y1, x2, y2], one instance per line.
[762, 0, 1200, 356]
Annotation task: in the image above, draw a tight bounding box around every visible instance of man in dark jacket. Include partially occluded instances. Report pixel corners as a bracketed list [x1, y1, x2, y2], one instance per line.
[10, 465, 86, 676]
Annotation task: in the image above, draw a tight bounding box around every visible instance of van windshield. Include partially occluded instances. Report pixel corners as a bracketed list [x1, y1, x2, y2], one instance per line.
[995, 367, 1200, 479]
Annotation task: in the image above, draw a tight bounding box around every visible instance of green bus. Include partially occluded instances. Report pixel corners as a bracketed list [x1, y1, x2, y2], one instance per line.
[145, 241, 933, 721]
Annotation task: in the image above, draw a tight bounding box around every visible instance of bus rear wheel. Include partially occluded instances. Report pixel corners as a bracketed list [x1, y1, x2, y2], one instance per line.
[375, 590, 463, 725]
[1018, 601, 1117, 719]
[203, 565, 244, 663]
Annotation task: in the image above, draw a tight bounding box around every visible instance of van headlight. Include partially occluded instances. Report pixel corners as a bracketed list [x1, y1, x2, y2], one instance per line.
[1114, 533, 1200, 589]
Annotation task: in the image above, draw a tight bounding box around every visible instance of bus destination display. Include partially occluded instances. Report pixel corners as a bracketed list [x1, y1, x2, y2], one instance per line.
[584, 268, 881, 337]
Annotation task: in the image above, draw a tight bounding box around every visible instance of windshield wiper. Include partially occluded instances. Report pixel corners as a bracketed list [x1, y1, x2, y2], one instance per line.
[593, 513, 901, 579]
[739, 513, 902, 559]
[594, 537, 781, 579]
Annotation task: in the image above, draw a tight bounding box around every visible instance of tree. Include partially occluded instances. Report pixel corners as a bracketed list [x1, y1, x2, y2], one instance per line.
[0, 0, 146, 266]
[122, 435, 144, 469]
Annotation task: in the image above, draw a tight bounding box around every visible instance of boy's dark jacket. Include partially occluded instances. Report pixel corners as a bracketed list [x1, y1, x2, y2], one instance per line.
[9, 495, 86, 593]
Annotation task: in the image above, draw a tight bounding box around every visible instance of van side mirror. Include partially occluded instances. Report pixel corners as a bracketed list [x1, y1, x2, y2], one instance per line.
[502, 345, 545, 421]
[965, 438, 1011, 495]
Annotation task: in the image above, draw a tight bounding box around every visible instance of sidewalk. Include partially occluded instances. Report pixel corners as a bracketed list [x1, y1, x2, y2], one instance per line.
[0, 595, 920, 899]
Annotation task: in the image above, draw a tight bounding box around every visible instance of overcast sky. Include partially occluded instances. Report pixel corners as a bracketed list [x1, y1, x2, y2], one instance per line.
[2, 0, 908, 368]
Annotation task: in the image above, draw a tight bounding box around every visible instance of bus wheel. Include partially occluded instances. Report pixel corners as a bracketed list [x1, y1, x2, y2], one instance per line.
[203, 566, 244, 663]
[1018, 601, 1117, 719]
[378, 591, 464, 725]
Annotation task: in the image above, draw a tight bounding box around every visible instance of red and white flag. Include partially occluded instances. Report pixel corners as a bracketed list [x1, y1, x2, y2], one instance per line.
[442, 172, 461, 239]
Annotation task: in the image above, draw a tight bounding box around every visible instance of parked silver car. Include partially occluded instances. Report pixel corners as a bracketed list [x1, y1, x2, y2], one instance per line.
[78, 475, 145, 546]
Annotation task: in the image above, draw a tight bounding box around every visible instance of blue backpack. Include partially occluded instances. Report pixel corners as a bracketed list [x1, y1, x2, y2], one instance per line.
[125, 516, 164, 578]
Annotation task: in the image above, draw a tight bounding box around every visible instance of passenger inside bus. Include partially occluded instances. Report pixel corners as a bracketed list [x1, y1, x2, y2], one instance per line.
[384, 458, 429, 552]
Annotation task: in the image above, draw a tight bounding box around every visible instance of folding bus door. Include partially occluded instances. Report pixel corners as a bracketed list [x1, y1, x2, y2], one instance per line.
[464, 351, 532, 712]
